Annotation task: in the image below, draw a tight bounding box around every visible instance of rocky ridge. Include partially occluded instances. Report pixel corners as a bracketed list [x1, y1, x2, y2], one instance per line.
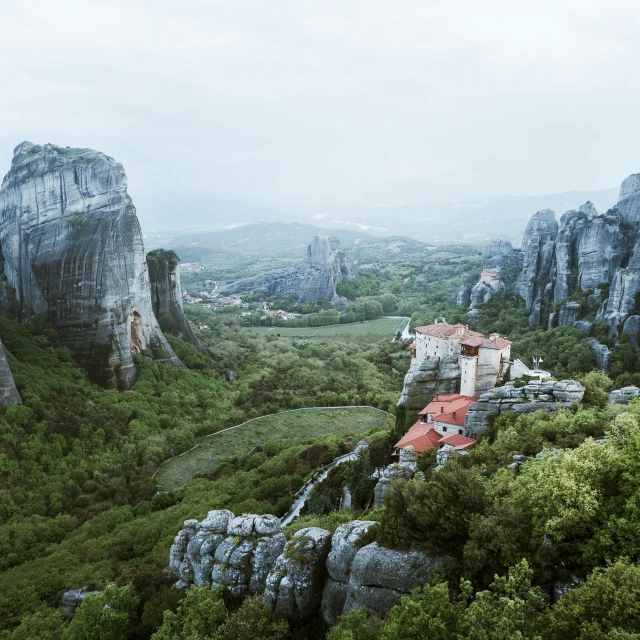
[0, 142, 182, 389]
[464, 379, 586, 435]
[220, 235, 357, 307]
[170, 510, 441, 625]
[513, 177, 640, 347]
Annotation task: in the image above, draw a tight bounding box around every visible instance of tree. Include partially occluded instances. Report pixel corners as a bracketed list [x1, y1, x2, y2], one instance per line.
[327, 607, 383, 640]
[461, 560, 545, 640]
[581, 371, 613, 409]
[381, 582, 461, 640]
[377, 462, 487, 557]
[546, 560, 640, 639]
[211, 595, 289, 640]
[65, 585, 139, 640]
[151, 585, 227, 640]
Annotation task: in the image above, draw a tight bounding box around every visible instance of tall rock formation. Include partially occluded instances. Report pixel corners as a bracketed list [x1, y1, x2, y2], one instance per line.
[0, 142, 181, 389]
[221, 235, 357, 307]
[514, 181, 640, 332]
[514, 209, 558, 325]
[482, 239, 514, 261]
[146, 249, 202, 350]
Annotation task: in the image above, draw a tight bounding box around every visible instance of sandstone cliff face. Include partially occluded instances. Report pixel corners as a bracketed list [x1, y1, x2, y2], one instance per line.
[221, 235, 357, 307]
[146, 249, 202, 350]
[0, 142, 181, 389]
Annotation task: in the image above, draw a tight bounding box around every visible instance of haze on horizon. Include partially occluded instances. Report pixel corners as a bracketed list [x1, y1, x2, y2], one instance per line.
[1, 0, 639, 216]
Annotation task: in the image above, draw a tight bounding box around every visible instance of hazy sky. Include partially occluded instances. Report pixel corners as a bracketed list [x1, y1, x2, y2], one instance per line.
[2, 0, 640, 207]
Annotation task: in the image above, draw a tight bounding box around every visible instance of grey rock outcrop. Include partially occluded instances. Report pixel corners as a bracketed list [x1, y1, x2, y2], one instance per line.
[514, 209, 558, 324]
[0, 339, 21, 407]
[373, 447, 424, 508]
[470, 281, 494, 308]
[322, 520, 376, 625]
[221, 235, 357, 307]
[396, 356, 460, 431]
[343, 544, 443, 615]
[146, 249, 202, 350]
[623, 315, 640, 351]
[513, 179, 640, 331]
[482, 240, 514, 261]
[597, 241, 640, 332]
[457, 284, 472, 307]
[619, 174, 640, 203]
[557, 302, 581, 327]
[0, 142, 181, 389]
[587, 338, 610, 371]
[170, 510, 446, 626]
[265, 527, 332, 622]
[617, 174, 640, 224]
[609, 386, 640, 405]
[169, 511, 286, 595]
[61, 586, 101, 618]
[464, 380, 585, 435]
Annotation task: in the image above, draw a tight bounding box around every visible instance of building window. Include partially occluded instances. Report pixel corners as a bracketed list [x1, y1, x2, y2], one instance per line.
[442, 426, 447, 432]
[458, 429, 463, 435]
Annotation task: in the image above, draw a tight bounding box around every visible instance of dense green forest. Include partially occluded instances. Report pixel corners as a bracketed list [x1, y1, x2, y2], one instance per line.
[0, 311, 404, 639]
[3, 235, 640, 638]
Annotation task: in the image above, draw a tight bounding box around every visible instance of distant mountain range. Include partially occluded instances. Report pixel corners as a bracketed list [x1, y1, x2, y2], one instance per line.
[142, 188, 619, 248]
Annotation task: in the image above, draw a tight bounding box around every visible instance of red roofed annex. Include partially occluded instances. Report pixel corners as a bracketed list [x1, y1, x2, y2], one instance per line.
[395, 393, 478, 456]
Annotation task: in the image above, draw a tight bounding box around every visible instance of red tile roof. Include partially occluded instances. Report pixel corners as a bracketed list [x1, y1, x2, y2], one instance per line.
[395, 421, 443, 453]
[414, 323, 511, 351]
[420, 394, 477, 420]
[439, 433, 477, 450]
[395, 420, 477, 455]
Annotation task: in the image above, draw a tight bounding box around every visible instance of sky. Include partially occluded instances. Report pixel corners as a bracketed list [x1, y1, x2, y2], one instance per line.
[1, 0, 640, 209]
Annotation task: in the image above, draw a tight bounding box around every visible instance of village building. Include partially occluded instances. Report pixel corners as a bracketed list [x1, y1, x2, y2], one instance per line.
[181, 262, 204, 272]
[413, 321, 511, 397]
[479, 269, 502, 291]
[394, 393, 477, 456]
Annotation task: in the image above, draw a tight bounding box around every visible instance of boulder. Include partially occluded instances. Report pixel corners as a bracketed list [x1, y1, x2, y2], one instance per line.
[321, 520, 377, 625]
[609, 386, 640, 405]
[464, 380, 584, 435]
[558, 303, 581, 327]
[265, 527, 332, 622]
[343, 543, 442, 615]
[168, 510, 284, 594]
[623, 315, 640, 351]
[200, 509, 235, 533]
[587, 338, 610, 371]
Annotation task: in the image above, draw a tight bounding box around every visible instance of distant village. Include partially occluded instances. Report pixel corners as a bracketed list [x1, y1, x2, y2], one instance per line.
[180, 274, 300, 325]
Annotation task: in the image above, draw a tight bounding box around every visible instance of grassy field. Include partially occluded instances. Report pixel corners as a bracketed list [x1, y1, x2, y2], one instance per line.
[245, 316, 409, 340]
[155, 407, 388, 490]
